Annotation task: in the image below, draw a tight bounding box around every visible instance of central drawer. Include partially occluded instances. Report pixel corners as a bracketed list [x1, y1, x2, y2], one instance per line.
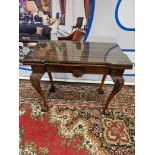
[45, 64, 110, 75]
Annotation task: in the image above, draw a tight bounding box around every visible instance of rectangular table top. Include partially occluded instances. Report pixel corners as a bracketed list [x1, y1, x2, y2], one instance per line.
[21, 41, 133, 68]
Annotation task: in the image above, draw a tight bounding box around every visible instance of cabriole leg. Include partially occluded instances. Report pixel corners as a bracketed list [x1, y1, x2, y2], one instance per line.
[30, 72, 49, 112]
[104, 76, 124, 113]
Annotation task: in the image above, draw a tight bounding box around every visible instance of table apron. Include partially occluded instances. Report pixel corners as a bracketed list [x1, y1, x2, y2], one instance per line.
[45, 65, 110, 75]
[31, 65, 125, 76]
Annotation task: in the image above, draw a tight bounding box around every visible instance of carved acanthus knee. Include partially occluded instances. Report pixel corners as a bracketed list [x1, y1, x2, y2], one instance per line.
[30, 72, 43, 93]
[112, 76, 124, 91]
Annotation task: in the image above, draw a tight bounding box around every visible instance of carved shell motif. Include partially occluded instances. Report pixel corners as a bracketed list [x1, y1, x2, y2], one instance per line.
[72, 68, 83, 78]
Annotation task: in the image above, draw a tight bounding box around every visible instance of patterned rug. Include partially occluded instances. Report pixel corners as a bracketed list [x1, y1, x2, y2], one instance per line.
[19, 80, 135, 155]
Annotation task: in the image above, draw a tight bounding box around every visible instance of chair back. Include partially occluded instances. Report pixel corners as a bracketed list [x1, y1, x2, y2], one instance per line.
[58, 30, 85, 42]
[56, 12, 60, 19]
[76, 17, 84, 27]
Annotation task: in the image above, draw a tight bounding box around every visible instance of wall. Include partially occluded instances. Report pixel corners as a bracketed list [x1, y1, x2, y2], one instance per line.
[86, 0, 135, 84]
[51, 0, 60, 18]
[65, 0, 86, 33]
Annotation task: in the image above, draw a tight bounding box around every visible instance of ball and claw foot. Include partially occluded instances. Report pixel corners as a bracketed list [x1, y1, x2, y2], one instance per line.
[49, 86, 56, 92]
[101, 107, 110, 115]
[103, 109, 110, 115]
[46, 86, 56, 96]
[98, 88, 104, 94]
[41, 105, 49, 112]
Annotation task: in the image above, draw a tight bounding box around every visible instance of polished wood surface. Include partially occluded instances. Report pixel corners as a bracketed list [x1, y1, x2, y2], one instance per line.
[21, 40, 132, 68]
[20, 41, 133, 113]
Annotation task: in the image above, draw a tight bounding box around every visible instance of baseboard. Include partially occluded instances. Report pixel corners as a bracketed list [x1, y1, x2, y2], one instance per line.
[19, 76, 135, 86]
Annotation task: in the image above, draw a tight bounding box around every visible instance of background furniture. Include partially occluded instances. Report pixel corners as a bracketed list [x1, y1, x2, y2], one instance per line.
[34, 15, 43, 23]
[60, 13, 65, 25]
[58, 30, 85, 41]
[26, 0, 38, 13]
[56, 12, 60, 19]
[72, 17, 84, 30]
[19, 24, 52, 43]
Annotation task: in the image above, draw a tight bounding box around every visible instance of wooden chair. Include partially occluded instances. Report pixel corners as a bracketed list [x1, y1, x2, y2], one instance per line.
[58, 30, 85, 42]
[56, 12, 60, 19]
[72, 17, 84, 30]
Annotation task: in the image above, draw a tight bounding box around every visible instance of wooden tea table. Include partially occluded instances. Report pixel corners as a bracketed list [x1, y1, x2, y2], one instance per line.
[20, 41, 133, 112]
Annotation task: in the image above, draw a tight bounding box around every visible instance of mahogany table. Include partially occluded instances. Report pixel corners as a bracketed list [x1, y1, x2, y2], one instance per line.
[20, 41, 133, 112]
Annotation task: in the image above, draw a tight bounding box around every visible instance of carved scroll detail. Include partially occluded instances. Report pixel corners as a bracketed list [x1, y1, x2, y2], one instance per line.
[72, 68, 83, 78]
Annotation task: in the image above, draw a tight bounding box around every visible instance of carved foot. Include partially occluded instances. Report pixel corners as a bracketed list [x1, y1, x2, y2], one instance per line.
[101, 108, 110, 115]
[46, 86, 56, 97]
[98, 88, 104, 94]
[103, 109, 110, 115]
[49, 85, 56, 92]
[41, 104, 49, 112]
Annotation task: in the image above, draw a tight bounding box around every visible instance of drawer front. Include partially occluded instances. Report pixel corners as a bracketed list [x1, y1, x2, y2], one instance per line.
[45, 64, 110, 76]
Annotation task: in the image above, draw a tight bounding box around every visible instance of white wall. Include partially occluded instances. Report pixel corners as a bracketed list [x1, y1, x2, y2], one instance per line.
[87, 0, 135, 84]
[51, 0, 60, 18]
[88, 0, 135, 47]
[65, 0, 86, 32]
